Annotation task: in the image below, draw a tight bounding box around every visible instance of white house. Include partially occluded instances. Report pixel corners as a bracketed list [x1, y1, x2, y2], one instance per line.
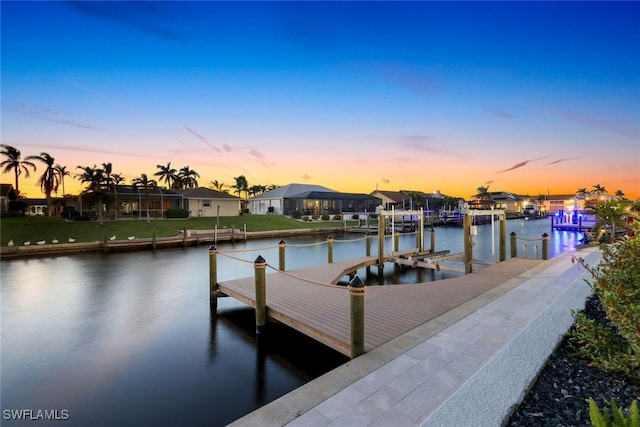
[179, 187, 241, 217]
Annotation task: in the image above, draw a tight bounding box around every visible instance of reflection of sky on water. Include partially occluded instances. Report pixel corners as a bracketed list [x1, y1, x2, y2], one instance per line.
[0, 218, 582, 425]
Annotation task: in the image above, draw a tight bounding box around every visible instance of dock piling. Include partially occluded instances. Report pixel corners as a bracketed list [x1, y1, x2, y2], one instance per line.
[365, 233, 372, 277]
[254, 255, 267, 334]
[430, 227, 435, 254]
[377, 215, 385, 279]
[209, 245, 218, 307]
[463, 214, 473, 274]
[327, 236, 334, 264]
[510, 232, 517, 258]
[499, 216, 507, 261]
[542, 233, 549, 260]
[348, 276, 366, 359]
[152, 227, 157, 250]
[278, 240, 286, 271]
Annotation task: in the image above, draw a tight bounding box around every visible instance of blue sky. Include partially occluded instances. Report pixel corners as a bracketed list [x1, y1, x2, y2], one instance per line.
[2, 1, 639, 199]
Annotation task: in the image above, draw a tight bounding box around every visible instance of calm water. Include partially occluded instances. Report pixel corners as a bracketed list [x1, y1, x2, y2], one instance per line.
[1, 218, 583, 426]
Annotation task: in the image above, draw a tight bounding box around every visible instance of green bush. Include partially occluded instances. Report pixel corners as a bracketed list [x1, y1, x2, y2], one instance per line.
[291, 210, 302, 219]
[568, 210, 640, 379]
[312, 214, 320, 221]
[321, 214, 330, 221]
[165, 208, 189, 218]
[352, 213, 359, 220]
[333, 214, 342, 220]
[589, 398, 639, 427]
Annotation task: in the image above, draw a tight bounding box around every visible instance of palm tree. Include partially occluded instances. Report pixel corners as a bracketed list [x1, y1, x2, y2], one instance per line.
[26, 152, 59, 216]
[177, 166, 199, 189]
[232, 175, 248, 199]
[111, 173, 125, 185]
[155, 162, 177, 188]
[210, 179, 225, 192]
[132, 173, 157, 223]
[592, 184, 607, 195]
[0, 144, 36, 195]
[473, 185, 492, 209]
[54, 164, 71, 196]
[76, 165, 108, 225]
[576, 188, 588, 199]
[615, 189, 625, 200]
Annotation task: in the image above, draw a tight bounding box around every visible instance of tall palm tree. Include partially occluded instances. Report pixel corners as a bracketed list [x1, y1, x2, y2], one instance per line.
[26, 152, 59, 216]
[155, 162, 177, 188]
[111, 173, 125, 185]
[76, 165, 107, 225]
[177, 166, 199, 189]
[576, 188, 588, 199]
[232, 175, 248, 199]
[54, 164, 70, 196]
[473, 185, 492, 209]
[0, 144, 36, 195]
[132, 173, 157, 223]
[614, 189, 625, 200]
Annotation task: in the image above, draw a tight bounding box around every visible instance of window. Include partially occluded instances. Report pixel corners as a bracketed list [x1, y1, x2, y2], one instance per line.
[203, 200, 211, 208]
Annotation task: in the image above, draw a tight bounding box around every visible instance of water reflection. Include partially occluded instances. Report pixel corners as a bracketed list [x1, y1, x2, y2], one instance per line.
[1, 218, 577, 425]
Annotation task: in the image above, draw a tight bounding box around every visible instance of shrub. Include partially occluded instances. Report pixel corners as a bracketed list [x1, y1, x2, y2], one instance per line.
[321, 214, 330, 221]
[8, 200, 27, 216]
[369, 213, 378, 219]
[568, 213, 640, 379]
[74, 215, 91, 221]
[312, 214, 320, 221]
[302, 216, 309, 221]
[333, 214, 342, 221]
[589, 398, 639, 427]
[291, 210, 302, 219]
[165, 208, 189, 218]
[352, 213, 359, 220]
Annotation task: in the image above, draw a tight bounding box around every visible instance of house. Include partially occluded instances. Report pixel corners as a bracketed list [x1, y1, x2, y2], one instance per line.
[488, 191, 523, 212]
[249, 183, 381, 216]
[1, 183, 17, 214]
[369, 189, 464, 213]
[178, 187, 241, 217]
[104, 185, 184, 219]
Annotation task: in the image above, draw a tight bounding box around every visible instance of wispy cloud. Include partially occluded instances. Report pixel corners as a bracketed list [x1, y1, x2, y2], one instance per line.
[5, 103, 99, 130]
[544, 107, 639, 140]
[302, 174, 311, 180]
[63, 76, 132, 111]
[184, 125, 220, 152]
[485, 180, 494, 185]
[397, 135, 438, 153]
[65, 2, 186, 41]
[545, 157, 582, 165]
[487, 107, 517, 119]
[381, 64, 443, 97]
[497, 156, 549, 173]
[381, 177, 391, 184]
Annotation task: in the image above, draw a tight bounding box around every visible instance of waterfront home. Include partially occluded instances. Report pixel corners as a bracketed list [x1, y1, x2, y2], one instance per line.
[177, 187, 241, 217]
[249, 183, 380, 216]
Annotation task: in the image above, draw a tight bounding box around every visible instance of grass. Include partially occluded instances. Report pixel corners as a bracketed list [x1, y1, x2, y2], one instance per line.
[0, 215, 361, 246]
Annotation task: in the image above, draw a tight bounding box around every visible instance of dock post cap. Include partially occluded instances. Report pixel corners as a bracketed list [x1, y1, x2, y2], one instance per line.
[208, 245, 217, 251]
[510, 231, 517, 236]
[327, 235, 334, 240]
[348, 276, 365, 288]
[254, 255, 266, 264]
[542, 233, 549, 238]
[278, 239, 286, 245]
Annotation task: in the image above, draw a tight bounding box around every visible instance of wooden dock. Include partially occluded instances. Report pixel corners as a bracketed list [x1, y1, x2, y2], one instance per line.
[216, 256, 542, 357]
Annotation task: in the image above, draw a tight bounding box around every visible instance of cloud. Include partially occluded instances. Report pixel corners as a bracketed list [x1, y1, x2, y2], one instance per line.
[65, 2, 186, 41]
[544, 107, 639, 140]
[302, 174, 311, 180]
[63, 76, 131, 111]
[545, 157, 582, 165]
[487, 107, 517, 119]
[5, 103, 99, 130]
[381, 64, 442, 97]
[184, 125, 220, 152]
[223, 145, 233, 152]
[497, 156, 549, 173]
[485, 180, 494, 185]
[249, 149, 265, 160]
[397, 135, 438, 153]
[382, 178, 390, 184]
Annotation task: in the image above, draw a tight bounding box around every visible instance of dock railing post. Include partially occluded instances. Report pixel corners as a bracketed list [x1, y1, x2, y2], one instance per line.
[542, 233, 549, 260]
[152, 227, 157, 250]
[182, 227, 187, 247]
[510, 232, 518, 258]
[254, 255, 267, 334]
[209, 245, 218, 307]
[463, 214, 473, 274]
[377, 215, 385, 278]
[499, 215, 507, 261]
[348, 276, 366, 359]
[393, 231, 399, 253]
[327, 236, 334, 264]
[365, 233, 372, 277]
[278, 240, 286, 271]
[430, 227, 435, 254]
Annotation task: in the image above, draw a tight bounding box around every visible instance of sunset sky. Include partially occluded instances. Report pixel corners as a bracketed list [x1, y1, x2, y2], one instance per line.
[2, 1, 639, 200]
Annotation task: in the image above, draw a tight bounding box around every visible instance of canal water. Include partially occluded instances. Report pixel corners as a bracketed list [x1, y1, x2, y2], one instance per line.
[0, 218, 584, 426]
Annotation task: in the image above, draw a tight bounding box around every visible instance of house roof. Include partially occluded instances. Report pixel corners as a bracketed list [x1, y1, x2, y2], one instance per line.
[1, 183, 16, 197]
[371, 190, 406, 203]
[250, 183, 336, 200]
[112, 185, 182, 197]
[489, 191, 521, 201]
[179, 187, 240, 200]
[287, 191, 379, 201]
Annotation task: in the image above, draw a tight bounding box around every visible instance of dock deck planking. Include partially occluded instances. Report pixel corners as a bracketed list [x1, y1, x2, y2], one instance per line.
[216, 255, 542, 357]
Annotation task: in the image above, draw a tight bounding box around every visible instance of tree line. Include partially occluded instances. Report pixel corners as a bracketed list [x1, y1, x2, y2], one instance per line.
[0, 144, 280, 217]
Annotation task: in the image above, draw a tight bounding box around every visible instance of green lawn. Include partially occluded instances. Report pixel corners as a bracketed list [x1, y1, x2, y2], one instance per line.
[0, 215, 360, 246]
